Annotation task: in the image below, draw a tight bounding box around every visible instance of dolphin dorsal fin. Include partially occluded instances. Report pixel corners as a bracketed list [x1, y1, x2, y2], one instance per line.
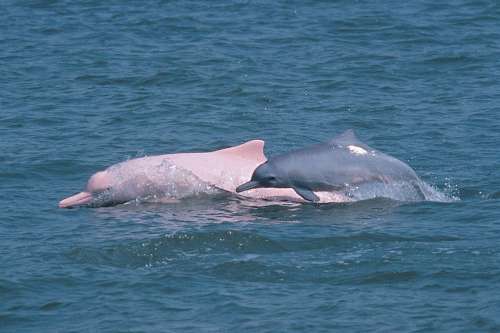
[216, 140, 266, 162]
[329, 129, 368, 148]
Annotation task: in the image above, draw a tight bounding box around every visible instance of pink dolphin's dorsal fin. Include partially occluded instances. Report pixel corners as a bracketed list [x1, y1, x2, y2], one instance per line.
[215, 140, 266, 162]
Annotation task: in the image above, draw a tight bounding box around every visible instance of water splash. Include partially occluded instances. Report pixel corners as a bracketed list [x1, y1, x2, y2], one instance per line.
[344, 179, 456, 203]
[91, 158, 222, 207]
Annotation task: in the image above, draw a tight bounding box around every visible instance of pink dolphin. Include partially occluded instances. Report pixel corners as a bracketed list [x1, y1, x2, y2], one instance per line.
[59, 140, 350, 208]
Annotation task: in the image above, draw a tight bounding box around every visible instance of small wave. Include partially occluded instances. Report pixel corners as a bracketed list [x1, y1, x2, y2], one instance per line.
[357, 270, 419, 284]
[487, 191, 500, 199]
[67, 229, 462, 269]
[211, 260, 287, 283]
[421, 54, 480, 66]
[39, 301, 63, 311]
[67, 230, 286, 268]
[453, 187, 491, 200]
[0, 279, 16, 296]
[280, 233, 460, 254]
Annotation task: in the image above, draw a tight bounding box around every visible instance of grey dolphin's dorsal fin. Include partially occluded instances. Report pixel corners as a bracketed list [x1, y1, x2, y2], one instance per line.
[216, 139, 267, 162]
[293, 187, 320, 202]
[329, 129, 370, 150]
[330, 129, 360, 145]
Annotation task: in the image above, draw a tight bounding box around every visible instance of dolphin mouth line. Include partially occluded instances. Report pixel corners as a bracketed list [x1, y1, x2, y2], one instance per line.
[236, 180, 260, 193]
[59, 191, 93, 208]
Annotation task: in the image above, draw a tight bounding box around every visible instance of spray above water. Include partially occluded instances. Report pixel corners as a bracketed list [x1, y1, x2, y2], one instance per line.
[343, 179, 456, 203]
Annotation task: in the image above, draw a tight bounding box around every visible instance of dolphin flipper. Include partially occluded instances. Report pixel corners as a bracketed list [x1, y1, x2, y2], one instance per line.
[293, 187, 320, 202]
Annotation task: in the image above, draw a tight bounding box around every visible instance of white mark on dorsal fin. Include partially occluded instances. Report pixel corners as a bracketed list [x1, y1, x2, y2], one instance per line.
[347, 145, 368, 155]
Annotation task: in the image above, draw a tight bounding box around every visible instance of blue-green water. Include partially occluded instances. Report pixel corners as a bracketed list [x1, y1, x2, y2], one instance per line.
[2, 0, 500, 332]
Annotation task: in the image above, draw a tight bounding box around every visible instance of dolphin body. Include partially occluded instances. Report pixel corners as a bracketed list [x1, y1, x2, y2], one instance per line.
[59, 140, 349, 208]
[236, 130, 428, 202]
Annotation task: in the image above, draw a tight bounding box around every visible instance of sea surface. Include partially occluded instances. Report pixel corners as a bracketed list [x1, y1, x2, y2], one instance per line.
[2, 0, 500, 332]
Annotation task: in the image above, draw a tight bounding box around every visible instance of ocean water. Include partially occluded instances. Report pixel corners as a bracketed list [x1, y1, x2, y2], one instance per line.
[2, 0, 500, 332]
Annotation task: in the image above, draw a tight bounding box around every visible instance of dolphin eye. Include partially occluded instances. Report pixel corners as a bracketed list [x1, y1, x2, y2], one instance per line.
[94, 187, 111, 194]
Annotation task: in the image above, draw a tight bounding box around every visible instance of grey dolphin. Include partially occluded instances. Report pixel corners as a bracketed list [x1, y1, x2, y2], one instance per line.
[236, 130, 425, 202]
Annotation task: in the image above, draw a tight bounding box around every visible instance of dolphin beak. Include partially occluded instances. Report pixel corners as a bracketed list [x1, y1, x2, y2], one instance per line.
[59, 191, 93, 208]
[236, 180, 261, 193]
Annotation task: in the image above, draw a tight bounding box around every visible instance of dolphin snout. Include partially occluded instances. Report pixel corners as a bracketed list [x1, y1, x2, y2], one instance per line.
[59, 191, 93, 208]
[236, 180, 260, 193]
